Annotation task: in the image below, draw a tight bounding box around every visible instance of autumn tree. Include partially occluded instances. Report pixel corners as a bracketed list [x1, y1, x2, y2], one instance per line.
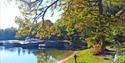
[55, 0, 125, 54]
[36, 20, 54, 39]
[15, 0, 125, 54]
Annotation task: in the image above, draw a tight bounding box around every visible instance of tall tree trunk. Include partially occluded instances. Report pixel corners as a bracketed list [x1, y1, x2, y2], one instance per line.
[91, 0, 106, 55]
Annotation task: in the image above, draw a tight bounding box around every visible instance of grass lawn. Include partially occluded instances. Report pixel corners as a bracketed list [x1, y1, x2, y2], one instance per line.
[65, 49, 113, 63]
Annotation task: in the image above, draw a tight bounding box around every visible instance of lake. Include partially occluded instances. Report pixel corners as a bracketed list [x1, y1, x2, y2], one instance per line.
[0, 41, 72, 63]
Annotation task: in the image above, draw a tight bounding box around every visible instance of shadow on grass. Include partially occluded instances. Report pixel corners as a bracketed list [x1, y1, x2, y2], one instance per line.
[101, 49, 116, 56]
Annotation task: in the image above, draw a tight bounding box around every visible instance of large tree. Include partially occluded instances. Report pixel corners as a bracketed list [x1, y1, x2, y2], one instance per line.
[54, 0, 125, 54]
[15, 0, 125, 54]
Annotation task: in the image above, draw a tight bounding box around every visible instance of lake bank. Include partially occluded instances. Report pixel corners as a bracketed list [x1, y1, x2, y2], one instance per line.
[65, 49, 113, 63]
[57, 51, 77, 63]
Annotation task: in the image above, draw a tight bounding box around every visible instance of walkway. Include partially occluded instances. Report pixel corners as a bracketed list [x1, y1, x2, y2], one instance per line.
[56, 51, 77, 63]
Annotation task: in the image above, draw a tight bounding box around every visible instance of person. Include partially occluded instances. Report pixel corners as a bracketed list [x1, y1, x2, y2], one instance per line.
[74, 54, 77, 63]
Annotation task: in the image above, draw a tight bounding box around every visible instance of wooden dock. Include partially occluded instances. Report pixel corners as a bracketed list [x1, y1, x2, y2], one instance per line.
[0, 40, 71, 49]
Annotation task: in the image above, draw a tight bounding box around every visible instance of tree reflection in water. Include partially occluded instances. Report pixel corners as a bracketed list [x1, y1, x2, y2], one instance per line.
[0, 46, 72, 63]
[34, 49, 72, 63]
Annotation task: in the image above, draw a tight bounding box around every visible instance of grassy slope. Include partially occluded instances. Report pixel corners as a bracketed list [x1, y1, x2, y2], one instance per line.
[65, 49, 113, 63]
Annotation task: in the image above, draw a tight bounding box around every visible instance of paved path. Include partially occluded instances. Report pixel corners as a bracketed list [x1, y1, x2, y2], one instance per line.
[56, 51, 77, 63]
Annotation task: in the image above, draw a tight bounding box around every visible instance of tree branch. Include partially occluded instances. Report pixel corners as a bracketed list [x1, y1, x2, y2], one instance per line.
[42, 0, 59, 24]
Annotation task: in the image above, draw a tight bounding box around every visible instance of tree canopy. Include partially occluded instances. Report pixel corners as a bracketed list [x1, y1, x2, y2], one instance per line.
[0, 27, 17, 40]
[15, 0, 125, 52]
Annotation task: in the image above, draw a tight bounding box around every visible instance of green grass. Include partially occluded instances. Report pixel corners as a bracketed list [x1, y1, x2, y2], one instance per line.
[65, 49, 113, 63]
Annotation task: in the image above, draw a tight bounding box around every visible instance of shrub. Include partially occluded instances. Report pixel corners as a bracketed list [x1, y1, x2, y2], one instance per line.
[90, 44, 103, 55]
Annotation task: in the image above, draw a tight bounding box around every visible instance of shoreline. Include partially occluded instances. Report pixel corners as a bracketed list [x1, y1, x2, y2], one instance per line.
[57, 51, 77, 63]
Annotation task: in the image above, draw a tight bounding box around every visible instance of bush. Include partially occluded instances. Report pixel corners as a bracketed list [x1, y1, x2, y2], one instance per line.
[118, 54, 125, 63]
[90, 44, 103, 55]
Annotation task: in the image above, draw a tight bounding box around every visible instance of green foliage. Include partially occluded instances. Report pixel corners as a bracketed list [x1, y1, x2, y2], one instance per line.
[114, 52, 125, 63]
[119, 55, 125, 63]
[16, 0, 125, 47]
[15, 17, 33, 39]
[53, 0, 125, 51]
[36, 20, 54, 39]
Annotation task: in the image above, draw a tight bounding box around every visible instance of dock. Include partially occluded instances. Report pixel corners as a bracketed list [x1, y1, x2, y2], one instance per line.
[0, 40, 71, 49]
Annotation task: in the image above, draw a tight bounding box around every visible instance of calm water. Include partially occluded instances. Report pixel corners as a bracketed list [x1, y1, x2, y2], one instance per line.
[0, 41, 71, 63]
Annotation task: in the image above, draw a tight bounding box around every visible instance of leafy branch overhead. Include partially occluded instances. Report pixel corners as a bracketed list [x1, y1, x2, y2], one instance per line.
[15, 0, 125, 53]
[17, 0, 65, 23]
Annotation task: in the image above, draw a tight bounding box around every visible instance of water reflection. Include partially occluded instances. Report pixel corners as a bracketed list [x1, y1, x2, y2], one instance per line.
[0, 46, 37, 63]
[0, 46, 71, 63]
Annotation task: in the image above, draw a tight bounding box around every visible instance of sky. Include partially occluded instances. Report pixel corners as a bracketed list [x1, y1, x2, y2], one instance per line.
[0, 0, 62, 29]
[0, 0, 20, 29]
